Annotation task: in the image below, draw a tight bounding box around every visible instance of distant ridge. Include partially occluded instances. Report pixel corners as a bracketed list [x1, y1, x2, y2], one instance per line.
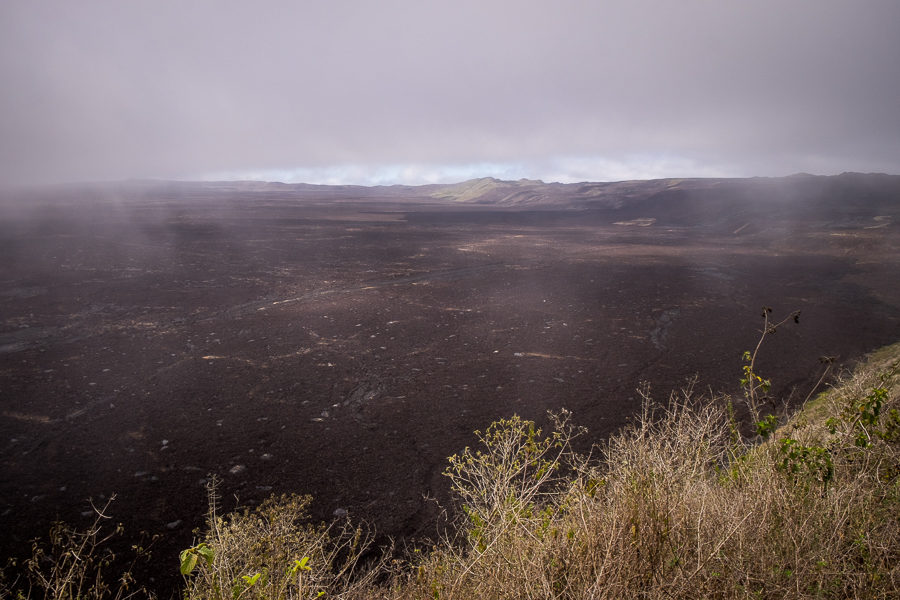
[423, 172, 900, 210]
[9, 173, 899, 217]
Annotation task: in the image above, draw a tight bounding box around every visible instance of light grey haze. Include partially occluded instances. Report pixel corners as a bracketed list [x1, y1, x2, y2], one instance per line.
[1, 0, 898, 186]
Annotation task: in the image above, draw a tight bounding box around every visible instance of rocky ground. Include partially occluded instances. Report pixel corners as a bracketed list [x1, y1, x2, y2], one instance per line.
[1, 175, 899, 595]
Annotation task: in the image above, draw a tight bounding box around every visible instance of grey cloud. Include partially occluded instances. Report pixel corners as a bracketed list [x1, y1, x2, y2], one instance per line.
[2, 0, 899, 185]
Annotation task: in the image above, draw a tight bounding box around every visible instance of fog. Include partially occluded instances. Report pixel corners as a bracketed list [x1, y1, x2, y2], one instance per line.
[2, 0, 899, 186]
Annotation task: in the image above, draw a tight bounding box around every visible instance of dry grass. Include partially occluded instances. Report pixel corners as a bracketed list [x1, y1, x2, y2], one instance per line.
[179, 479, 384, 600]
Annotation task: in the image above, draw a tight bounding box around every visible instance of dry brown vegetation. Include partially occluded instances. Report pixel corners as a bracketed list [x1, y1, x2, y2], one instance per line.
[4, 341, 899, 599]
[178, 482, 382, 600]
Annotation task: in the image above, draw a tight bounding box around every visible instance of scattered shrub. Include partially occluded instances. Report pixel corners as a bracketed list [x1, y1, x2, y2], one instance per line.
[0, 496, 153, 600]
[179, 478, 382, 600]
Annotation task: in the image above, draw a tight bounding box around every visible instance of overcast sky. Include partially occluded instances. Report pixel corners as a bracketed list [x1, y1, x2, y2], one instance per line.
[2, 1, 898, 186]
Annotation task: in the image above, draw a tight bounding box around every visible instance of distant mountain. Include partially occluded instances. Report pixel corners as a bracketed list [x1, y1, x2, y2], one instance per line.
[419, 173, 900, 235]
[7, 174, 899, 228]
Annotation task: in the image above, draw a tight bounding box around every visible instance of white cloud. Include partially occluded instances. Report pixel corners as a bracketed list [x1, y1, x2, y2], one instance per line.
[200, 162, 532, 186]
[201, 155, 740, 186]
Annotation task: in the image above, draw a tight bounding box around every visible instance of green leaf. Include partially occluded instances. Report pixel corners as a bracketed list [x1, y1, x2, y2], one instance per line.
[288, 556, 312, 577]
[241, 573, 261, 586]
[179, 550, 199, 575]
[197, 544, 215, 565]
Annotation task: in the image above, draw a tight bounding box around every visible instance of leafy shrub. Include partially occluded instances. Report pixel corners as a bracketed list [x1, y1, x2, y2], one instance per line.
[180, 480, 381, 600]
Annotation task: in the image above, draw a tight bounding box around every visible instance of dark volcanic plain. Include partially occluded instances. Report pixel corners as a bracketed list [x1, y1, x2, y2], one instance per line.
[2, 174, 899, 593]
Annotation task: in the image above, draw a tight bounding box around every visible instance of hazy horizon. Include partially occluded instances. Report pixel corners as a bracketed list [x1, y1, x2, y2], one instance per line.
[3, 1, 899, 187]
[6, 170, 900, 192]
